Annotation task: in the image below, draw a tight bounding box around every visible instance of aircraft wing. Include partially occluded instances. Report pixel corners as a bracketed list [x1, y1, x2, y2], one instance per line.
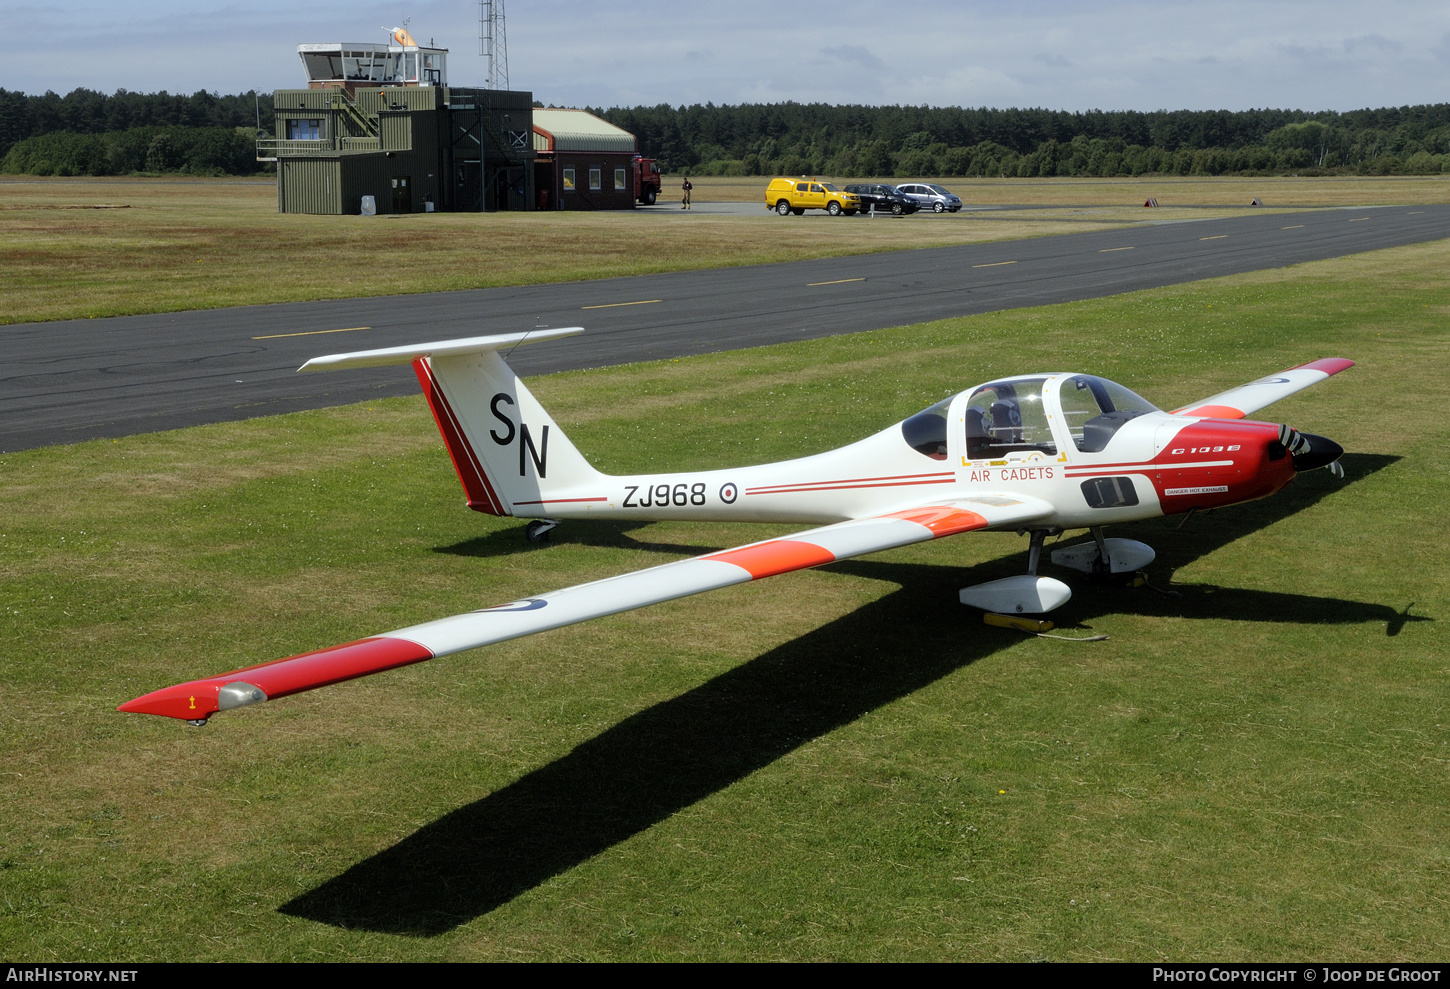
[118, 494, 1052, 723]
[1172, 358, 1354, 419]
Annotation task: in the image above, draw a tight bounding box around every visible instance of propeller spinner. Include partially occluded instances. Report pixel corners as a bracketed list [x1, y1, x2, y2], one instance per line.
[1279, 423, 1345, 477]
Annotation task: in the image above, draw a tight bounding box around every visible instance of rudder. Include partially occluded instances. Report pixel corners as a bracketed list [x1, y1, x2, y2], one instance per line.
[297, 327, 604, 517]
[417, 349, 604, 515]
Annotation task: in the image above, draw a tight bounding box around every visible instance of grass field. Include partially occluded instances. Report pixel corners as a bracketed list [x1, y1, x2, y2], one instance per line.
[0, 174, 1444, 326]
[2, 235, 1447, 960]
[0, 176, 1120, 326]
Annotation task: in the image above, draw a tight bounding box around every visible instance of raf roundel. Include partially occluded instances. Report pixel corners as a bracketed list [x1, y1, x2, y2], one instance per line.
[719, 482, 738, 504]
[477, 598, 548, 613]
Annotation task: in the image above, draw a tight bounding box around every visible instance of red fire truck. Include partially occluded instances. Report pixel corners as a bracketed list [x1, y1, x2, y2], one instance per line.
[633, 156, 662, 205]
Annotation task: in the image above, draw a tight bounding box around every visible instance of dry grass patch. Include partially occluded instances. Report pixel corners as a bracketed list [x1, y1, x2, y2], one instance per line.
[0, 177, 1127, 325]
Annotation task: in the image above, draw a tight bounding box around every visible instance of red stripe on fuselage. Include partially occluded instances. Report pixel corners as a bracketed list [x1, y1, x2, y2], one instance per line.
[747, 471, 954, 494]
[512, 497, 609, 506]
[748, 477, 956, 496]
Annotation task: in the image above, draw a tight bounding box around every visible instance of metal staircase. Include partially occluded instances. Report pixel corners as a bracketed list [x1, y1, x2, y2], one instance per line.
[327, 88, 378, 138]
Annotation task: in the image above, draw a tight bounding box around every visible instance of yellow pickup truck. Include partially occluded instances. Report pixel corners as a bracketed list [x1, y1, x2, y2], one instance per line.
[764, 177, 860, 216]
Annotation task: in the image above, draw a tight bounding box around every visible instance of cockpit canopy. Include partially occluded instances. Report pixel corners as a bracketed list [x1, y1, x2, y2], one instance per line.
[900, 396, 952, 460]
[900, 374, 1160, 461]
[1056, 375, 1158, 453]
[964, 377, 1057, 460]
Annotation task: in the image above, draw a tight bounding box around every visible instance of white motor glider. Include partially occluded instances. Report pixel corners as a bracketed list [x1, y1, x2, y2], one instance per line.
[120, 328, 1351, 724]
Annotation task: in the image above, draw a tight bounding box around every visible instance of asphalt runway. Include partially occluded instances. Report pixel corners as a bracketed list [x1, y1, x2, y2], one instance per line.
[4, 203, 1447, 452]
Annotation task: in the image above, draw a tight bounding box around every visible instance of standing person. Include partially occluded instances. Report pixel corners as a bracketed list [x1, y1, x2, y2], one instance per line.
[681, 175, 693, 210]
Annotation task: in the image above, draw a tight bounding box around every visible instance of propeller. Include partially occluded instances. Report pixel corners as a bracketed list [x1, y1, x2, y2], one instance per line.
[1278, 423, 1345, 477]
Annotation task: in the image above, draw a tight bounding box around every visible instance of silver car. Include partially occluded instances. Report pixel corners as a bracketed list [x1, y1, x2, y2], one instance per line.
[895, 183, 962, 213]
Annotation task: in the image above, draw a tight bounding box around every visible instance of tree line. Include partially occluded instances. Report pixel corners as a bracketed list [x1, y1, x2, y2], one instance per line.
[0, 88, 274, 176]
[4, 87, 1450, 178]
[598, 103, 1450, 178]
[2, 126, 262, 177]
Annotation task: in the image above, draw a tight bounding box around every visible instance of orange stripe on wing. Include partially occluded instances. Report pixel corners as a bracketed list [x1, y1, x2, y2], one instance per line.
[703, 539, 836, 580]
[1178, 404, 1245, 420]
[886, 507, 989, 536]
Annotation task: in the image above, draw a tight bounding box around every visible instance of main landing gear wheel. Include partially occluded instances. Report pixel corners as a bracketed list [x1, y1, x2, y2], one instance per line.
[776, 200, 792, 215]
[525, 520, 558, 543]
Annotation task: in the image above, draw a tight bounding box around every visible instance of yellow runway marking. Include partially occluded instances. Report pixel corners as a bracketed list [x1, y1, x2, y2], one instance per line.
[1099, 246, 1134, 253]
[1282, 224, 1305, 229]
[1349, 216, 1369, 222]
[252, 326, 371, 340]
[971, 261, 1017, 268]
[581, 299, 662, 309]
[1199, 235, 1228, 241]
[807, 277, 866, 286]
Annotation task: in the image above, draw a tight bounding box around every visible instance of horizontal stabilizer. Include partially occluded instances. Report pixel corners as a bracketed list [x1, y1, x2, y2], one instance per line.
[298, 327, 585, 372]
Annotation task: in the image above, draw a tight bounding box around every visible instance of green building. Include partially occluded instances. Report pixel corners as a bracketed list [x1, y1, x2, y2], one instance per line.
[259, 38, 536, 214]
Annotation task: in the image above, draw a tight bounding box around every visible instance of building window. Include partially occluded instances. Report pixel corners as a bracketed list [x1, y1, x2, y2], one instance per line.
[563, 167, 576, 191]
[614, 167, 626, 191]
[286, 119, 323, 141]
[589, 167, 601, 191]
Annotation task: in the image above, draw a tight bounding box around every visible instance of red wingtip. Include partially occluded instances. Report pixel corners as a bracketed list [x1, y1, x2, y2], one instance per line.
[1288, 357, 1356, 375]
[118, 636, 434, 722]
[118, 682, 221, 720]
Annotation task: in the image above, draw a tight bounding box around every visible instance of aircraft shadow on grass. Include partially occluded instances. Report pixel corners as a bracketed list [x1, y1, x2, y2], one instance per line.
[281, 453, 1425, 935]
[436, 519, 723, 561]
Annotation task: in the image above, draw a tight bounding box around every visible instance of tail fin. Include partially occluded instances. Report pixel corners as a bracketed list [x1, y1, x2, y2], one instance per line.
[299, 328, 605, 516]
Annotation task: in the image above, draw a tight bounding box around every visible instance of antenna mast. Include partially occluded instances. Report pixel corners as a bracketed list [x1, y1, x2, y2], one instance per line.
[478, 0, 508, 90]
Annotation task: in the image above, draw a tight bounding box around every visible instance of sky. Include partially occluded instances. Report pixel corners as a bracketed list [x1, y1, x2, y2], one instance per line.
[5, 0, 1450, 112]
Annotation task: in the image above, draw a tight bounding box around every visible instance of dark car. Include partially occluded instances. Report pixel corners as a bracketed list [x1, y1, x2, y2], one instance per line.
[842, 183, 920, 215]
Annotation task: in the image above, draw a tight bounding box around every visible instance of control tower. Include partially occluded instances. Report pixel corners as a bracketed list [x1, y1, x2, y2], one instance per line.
[296, 26, 448, 91]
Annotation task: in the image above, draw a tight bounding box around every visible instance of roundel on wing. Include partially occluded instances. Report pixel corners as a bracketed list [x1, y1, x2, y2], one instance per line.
[476, 598, 548, 613]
